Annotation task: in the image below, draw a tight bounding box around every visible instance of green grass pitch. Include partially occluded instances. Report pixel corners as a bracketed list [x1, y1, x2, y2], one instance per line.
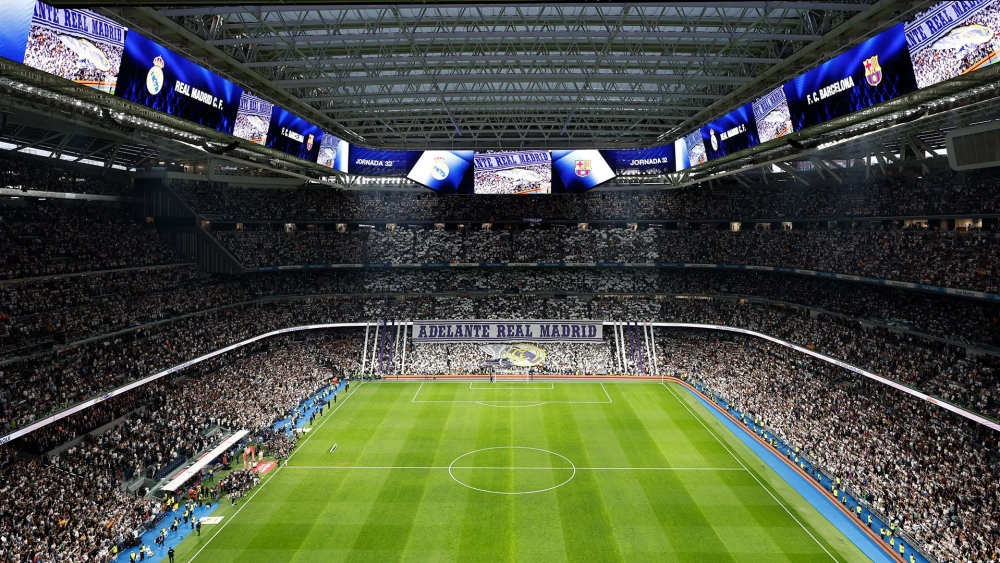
[171, 381, 869, 562]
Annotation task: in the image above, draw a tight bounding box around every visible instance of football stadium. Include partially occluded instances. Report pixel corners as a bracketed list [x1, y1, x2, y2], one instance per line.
[2, 1, 1000, 562]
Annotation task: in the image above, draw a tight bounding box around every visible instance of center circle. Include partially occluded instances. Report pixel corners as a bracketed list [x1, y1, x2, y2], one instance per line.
[448, 446, 576, 495]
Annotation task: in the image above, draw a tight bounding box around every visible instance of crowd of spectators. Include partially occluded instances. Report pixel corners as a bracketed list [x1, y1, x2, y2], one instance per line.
[0, 199, 181, 280]
[3, 319, 995, 562]
[659, 330, 1000, 563]
[215, 226, 1000, 293]
[175, 168, 1000, 222]
[1, 155, 134, 197]
[0, 330, 358, 563]
[5, 292, 1000, 439]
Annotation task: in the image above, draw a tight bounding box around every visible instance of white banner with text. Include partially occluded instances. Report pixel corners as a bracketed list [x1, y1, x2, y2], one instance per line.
[412, 320, 603, 343]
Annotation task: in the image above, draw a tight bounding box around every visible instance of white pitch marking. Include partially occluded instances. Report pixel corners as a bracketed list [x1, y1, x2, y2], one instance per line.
[448, 446, 577, 495]
[412, 381, 424, 402]
[469, 382, 555, 390]
[283, 465, 746, 471]
[600, 382, 613, 403]
[662, 382, 840, 563]
[474, 401, 548, 408]
[188, 381, 365, 562]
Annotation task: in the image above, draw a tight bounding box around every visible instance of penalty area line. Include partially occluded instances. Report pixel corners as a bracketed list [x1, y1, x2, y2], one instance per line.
[662, 382, 840, 563]
[187, 381, 365, 563]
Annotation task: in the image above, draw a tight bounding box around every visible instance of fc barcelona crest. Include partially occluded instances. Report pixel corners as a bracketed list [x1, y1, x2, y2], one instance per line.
[863, 55, 882, 87]
[574, 160, 592, 178]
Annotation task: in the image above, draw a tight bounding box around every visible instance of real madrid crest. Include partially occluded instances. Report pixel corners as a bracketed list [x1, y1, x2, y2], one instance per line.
[709, 129, 719, 152]
[146, 56, 165, 96]
[431, 155, 450, 180]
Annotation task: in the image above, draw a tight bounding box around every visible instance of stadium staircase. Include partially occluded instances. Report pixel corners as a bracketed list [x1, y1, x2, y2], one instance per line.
[143, 180, 244, 275]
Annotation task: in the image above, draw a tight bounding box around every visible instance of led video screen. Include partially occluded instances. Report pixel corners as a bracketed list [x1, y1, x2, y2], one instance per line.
[701, 103, 760, 160]
[22, 2, 125, 94]
[784, 23, 918, 130]
[753, 85, 794, 143]
[551, 150, 616, 192]
[675, 130, 707, 171]
[317, 132, 349, 172]
[346, 147, 422, 177]
[406, 150, 474, 193]
[115, 31, 242, 134]
[0, 0, 34, 64]
[233, 92, 273, 146]
[265, 106, 323, 162]
[474, 151, 552, 194]
[601, 145, 674, 175]
[906, 0, 1000, 89]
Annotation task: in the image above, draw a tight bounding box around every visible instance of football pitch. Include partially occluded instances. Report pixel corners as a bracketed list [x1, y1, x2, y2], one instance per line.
[172, 381, 869, 562]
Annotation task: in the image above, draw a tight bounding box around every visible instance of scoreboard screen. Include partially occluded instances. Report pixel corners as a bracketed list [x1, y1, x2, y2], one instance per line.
[406, 150, 475, 193]
[116, 31, 242, 135]
[601, 145, 674, 175]
[784, 23, 918, 130]
[906, 0, 1000, 89]
[754, 86, 794, 143]
[551, 150, 616, 192]
[676, 130, 707, 171]
[264, 105, 323, 162]
[317, 132, 349, 172]
[701, 103, 760, 160]
[346, 147, 422, 177]
[22, 2, 125, 94]
[233, 92, 273, 146]
[474, 151, 552, 194]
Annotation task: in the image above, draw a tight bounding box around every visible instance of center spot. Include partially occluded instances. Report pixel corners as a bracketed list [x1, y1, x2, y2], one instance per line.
[448, 446, 576, 495]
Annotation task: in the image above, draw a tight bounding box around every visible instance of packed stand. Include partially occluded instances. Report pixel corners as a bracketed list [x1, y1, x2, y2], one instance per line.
[214, 226, 1000, 293]
[659, 330, 1000, 563]
[174, 168, 1000, 222]
[1, 154, 135, 197]
[0, 331, 359, 563]
[0, 199, 181, 280]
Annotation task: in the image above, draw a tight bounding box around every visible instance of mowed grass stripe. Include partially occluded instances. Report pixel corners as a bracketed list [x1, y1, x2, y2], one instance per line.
[264, 384, 406, 562]
[543, 400, 627, 562]
[456, 401, 517, 562]
[186, 383, 382, 563]
[661, 382, 844, 562]
[599, 384, 738, 562]
[508, 402, 571, 563]
[345, 387, 458, 562]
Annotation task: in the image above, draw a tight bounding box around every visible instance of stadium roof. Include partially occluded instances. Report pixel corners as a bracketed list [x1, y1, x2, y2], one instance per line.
[84, 1, 911, 149]
[5, 0, 1000, 187]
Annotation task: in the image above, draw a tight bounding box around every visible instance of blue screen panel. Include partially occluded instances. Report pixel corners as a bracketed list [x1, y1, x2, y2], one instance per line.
[265, 106, 323, 162]
[784, 24, 917, 130]
[0, 0, 34, 64]
[906, 0, 1000, 89]
[701, 103, 760, 160]
[116, 31, 242, 134]
[346, 146, 422, 176]
[551, 149, 616, 192]
[406, 150, 474, 193]
[601, 145, 674, 175]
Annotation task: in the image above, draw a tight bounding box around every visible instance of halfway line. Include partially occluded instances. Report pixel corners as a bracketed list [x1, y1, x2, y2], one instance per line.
[284, 465, 746, 471]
